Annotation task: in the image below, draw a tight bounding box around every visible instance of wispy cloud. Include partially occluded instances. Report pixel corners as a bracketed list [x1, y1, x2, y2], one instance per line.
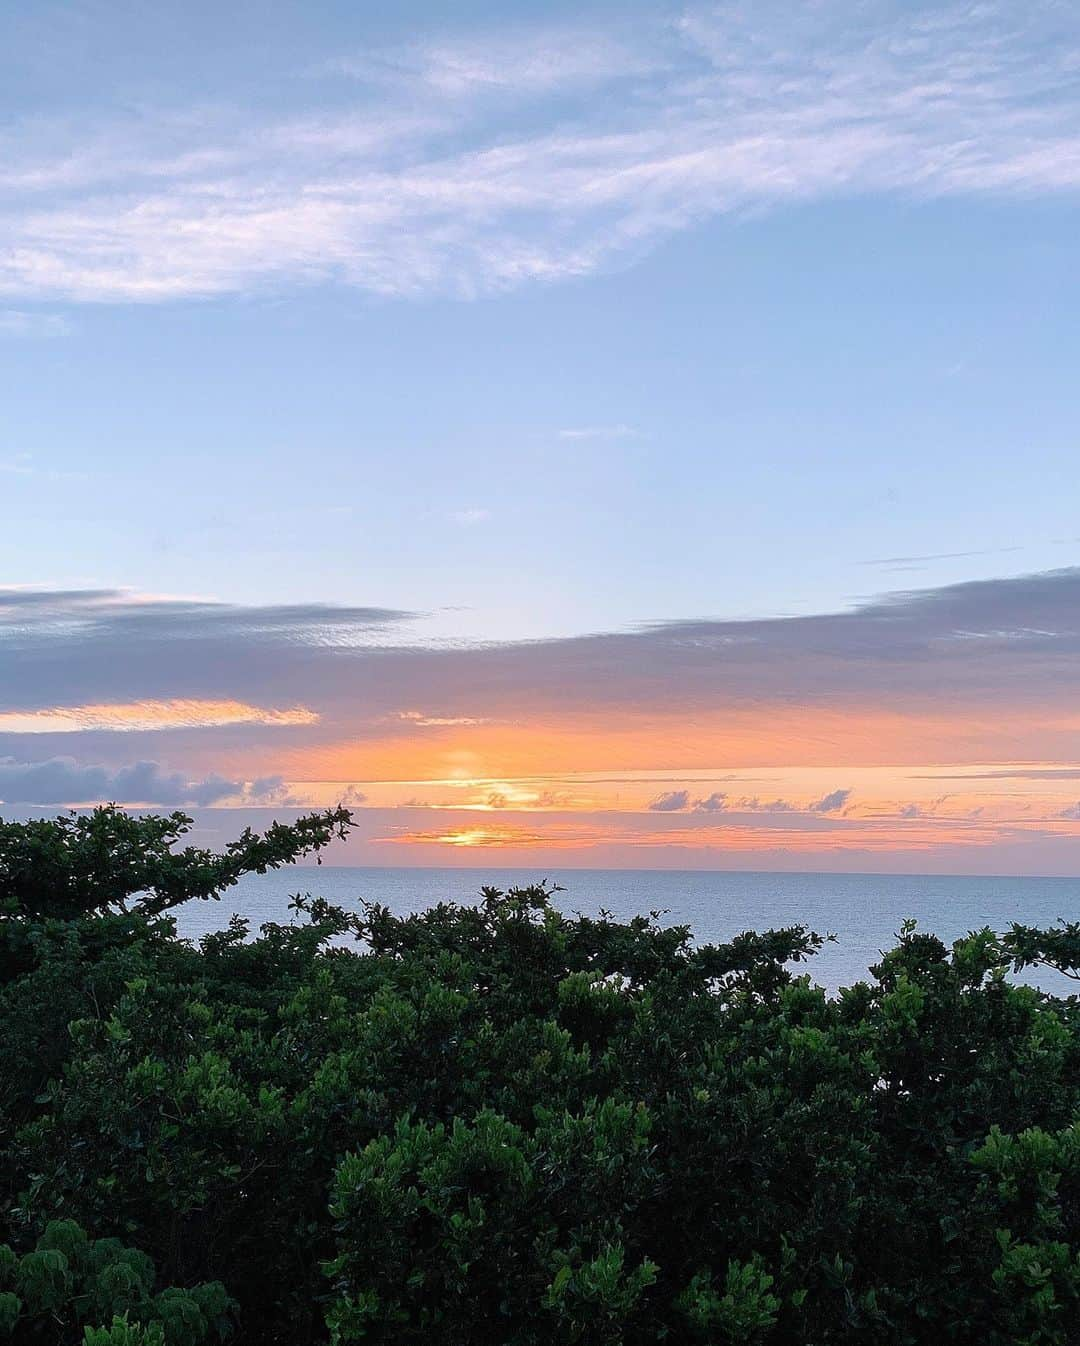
[448, 508, 491, 526]
[4, 4, 1080, 303]
[861, 546, 1024, 566]
[398, 710, 487, 727]
[0, 310, 71, 337]
[0, 586, 412, 642]
[329, 26, 658, 97]
[0, 456, 35, 476]
[558, 425, 638, 441]
[0, 454, 85, 482]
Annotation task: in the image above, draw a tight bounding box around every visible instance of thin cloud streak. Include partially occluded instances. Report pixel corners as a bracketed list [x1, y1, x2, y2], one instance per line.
[0, 586, 414, 644]
[0, 699, 318, 734]
[379, 810, 1016, 856]
[558, 425, 638, 441]
[860, 546, 1025, 566]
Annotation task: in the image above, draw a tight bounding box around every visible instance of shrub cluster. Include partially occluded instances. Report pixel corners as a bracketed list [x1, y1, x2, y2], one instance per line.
[3, 807, 1080, 1343]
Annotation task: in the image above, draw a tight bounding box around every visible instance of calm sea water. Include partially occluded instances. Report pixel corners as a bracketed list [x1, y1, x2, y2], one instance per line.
[174, 866, 1080, 994]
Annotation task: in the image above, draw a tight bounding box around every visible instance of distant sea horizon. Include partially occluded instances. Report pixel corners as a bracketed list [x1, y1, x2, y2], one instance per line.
[176, 864, 1080, 994]
[198, 860, 1080, 891]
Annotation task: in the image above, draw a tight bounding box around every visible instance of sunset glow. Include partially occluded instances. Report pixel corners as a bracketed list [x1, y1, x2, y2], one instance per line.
[5, 0, 1080, 877]
[6, 578, 1080, 870]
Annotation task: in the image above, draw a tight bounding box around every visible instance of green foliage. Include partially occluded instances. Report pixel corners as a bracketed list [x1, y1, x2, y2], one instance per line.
[0, 1220, 231, 1343]
[678, 1257, 781, 1342]
[5, 809, 1080, 1342]
[326, 1100, 657, 1344]
[0, 804, 352, 920]
[83, 1320, 165, 1346]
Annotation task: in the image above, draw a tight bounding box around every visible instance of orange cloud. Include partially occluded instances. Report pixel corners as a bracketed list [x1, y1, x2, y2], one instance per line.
[0, 699, 318, 733]
[379, 811, 1011, 856]
[389, 826, 554, 848]
[398, 710, 488, 727]
[288, 704, 1080, 790]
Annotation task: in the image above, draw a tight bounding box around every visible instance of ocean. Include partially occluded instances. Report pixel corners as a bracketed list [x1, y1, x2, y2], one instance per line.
[173, 866, 1080, 994]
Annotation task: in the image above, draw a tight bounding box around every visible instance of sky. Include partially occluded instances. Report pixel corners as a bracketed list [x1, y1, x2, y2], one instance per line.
[3, 1, 1080, 873]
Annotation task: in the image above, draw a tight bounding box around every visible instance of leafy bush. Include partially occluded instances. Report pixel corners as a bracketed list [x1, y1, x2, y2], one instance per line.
[3, 807, 1080, 1342]
[0, 1218, 231, 1343]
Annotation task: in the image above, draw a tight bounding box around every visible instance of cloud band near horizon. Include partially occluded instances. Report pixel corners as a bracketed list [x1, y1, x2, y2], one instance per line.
[5, 569, 1080, 869]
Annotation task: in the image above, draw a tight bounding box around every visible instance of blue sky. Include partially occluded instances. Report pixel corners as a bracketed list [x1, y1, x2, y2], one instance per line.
[4, 2, 1080, 870]
[3, 0, 1080, 638]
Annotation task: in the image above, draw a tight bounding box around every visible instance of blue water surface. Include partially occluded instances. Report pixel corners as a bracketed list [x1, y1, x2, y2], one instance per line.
[173, 866, 1080, 994]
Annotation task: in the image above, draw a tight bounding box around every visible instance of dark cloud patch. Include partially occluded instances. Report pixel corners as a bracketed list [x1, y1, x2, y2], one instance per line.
[736, 797, 798, 813]
[810, 789, 853, 813]
[0, 756, 244, 806]
[238, 776, 315, 806]
[648, 790, 690, 812]
[645, 790, 847, 816]
[0, 589, 419, 733]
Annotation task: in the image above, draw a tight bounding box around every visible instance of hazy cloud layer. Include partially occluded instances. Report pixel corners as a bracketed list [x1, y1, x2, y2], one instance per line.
[4, 3, 1080, 302]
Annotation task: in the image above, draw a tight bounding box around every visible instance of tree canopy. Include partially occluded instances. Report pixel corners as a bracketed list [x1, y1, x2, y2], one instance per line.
[2, 806, 1080, 1343]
